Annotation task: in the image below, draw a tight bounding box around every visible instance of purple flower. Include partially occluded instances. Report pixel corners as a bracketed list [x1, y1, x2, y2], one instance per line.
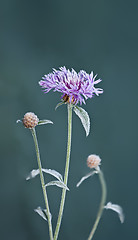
[39, 67, 103, 105]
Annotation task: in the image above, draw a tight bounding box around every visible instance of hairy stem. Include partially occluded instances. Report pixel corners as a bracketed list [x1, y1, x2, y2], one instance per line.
[54, 104, 73, 240]
[31, 128, 53, 240]
[88, 168, 107, 240]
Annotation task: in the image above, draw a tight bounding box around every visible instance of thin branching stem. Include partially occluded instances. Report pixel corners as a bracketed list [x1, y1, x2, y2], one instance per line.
[88, 168, 107, 240]
[31, 128, 53, 240]
[54, 104, 73, 240]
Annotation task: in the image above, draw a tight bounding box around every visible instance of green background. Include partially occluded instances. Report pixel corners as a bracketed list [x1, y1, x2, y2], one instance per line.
[0, 0, 137, 239]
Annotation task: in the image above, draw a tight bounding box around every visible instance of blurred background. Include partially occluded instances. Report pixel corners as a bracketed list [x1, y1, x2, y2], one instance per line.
[0, 0, 137, 239]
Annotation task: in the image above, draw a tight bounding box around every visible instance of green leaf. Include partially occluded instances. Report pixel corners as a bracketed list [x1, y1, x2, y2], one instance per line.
[16, 119, 22, 124]
[55, 102, 64, 110]
[26, 169, 40, 180]
[45, 181, 69, 190]
[26, 168, 63, 182]
[34, 206, 49, 221]
[73, 106, 90, 136]
[38, 120, 53, 125]
[104, 202, 125, 223]
[42, 169, 63, 181]
[76, 170, 98, 187]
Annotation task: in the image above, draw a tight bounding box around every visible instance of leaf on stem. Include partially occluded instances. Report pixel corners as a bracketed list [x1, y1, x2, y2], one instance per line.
[45, 180, 69, 190]
[26, 169, 40, 180]
[55, 102, 64, 110]
[38, 120, 53, 125]
[16, 119, 22, 124]
[76, 170, 98, 187]
[26, 168, 63, 181]
[73, 106, 90, 136]
[34, 206, 48, 221]
[104, 202, 125, 223]
[42, 169, 63, 181]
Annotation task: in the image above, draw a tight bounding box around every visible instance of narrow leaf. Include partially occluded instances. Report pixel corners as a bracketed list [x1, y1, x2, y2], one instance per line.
[38, 119, 53, 125]
[34, 206, 48, 221]
[104, 202, 125, 223]
[26, 169, 40, 180]
[76, 170, 98, 187]
[73, 106, 90, 136]
[42, 169, 63, 181]
[26, 168, 63, 181]
[55, 102, 64, 110]
[45, 181, 69, 190]
[16, 119, 22, 124]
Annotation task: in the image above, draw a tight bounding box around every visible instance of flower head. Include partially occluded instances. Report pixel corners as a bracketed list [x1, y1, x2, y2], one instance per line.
[23, 112, 39, 128]
[39, 67, 103, 105]
[87, 154, 101, 169]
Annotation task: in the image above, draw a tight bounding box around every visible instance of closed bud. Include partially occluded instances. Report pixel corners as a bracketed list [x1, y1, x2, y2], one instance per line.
[23, 112, 39, 129]
[87, 154, 101, 169]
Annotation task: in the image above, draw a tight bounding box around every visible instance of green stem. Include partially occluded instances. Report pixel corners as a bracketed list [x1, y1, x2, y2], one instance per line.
[31, 128, 53, 240]
[88, 168, 107, 240]
[54, 104, 73, 240]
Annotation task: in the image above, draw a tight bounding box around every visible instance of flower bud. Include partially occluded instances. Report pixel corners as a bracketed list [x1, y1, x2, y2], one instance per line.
[87, 154, 101, 169]
[23, 112, 39, 129]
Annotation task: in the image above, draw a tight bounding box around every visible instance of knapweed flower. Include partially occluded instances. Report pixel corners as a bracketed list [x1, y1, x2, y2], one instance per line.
[23, 112, 39, 128]
[39, 66, 103, 105]
[87, 154, 101, 169]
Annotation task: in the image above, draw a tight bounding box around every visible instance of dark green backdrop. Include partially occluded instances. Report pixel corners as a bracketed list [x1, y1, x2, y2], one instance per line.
[0, 0, 137, 239]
